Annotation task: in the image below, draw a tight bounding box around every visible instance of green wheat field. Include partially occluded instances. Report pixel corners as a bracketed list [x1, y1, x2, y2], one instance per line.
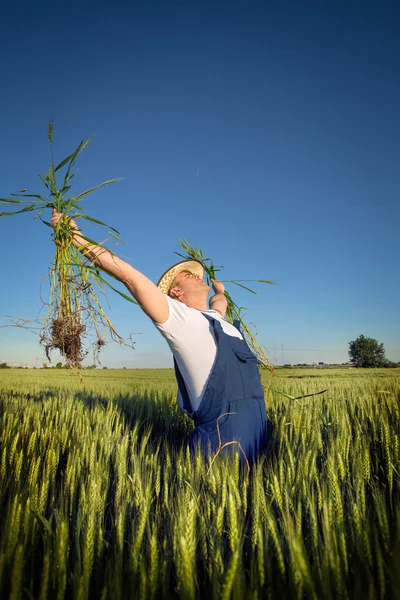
[0, 367, 399, 599]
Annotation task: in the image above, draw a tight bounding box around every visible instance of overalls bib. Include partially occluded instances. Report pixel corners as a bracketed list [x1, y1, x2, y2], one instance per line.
[174, 313, 268, 464]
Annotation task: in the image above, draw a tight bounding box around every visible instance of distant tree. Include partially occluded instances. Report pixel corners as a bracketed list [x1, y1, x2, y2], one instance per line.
[382, 360, 398, 368]
[42, 363, 49, 369]
[102, 366, 108, 370]
[55, 362, 63, 369]
[348, 335, 386, 368]
[0, 362, 9, 369]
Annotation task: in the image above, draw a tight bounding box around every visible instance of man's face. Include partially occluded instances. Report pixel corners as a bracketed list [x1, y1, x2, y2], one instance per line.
[169, 270, 209, 302]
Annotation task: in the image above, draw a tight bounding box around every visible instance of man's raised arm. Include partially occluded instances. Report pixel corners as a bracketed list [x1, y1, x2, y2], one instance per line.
[209, 279, 227, 317]
[51, 210, 169, 324]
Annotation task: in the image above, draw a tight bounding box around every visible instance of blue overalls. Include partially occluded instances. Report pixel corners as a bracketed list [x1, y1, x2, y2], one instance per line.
[174, 313, 267, 465]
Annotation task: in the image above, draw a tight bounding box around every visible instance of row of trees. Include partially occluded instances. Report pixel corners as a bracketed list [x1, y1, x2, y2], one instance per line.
[0, 335, 396, 369]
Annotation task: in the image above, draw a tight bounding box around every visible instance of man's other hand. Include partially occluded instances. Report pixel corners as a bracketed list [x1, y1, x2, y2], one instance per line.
[211, 279, 225, 295]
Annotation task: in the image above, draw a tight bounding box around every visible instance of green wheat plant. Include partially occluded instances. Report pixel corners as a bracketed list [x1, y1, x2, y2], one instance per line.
[0, 367, 399, 599]
[0, 123, 134, 367]
[176, 239, 275, 371]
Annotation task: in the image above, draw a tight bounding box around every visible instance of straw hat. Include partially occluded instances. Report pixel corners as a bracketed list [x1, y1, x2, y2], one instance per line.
[157, 259, 204, 295]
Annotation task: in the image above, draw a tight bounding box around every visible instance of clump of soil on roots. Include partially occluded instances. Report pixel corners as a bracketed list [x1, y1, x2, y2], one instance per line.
[42, 316, 87, 368]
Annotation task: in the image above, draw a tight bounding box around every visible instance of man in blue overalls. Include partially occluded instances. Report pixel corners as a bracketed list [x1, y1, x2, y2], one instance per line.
[155, 259, 268, 465]
[51, 209, 267, 464]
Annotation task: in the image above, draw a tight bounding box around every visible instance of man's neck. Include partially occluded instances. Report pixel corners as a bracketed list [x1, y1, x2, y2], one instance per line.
[184, 298, 209, 311]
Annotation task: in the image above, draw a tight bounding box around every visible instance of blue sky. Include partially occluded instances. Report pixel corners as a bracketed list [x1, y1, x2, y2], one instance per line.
[0, 0, 399, 367]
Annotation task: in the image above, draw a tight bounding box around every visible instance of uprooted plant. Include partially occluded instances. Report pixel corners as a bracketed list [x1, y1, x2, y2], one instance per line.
[0, 122, 135, 367]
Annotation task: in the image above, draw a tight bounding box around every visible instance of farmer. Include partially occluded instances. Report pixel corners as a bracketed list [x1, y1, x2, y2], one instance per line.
[51, 210, 267, 464]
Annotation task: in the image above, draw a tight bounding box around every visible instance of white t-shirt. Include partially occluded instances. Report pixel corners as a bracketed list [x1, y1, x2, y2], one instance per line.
[153, 296, 243, 412]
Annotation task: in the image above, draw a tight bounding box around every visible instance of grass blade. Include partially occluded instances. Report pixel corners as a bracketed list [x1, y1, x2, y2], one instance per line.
[54, 152, 75, 172]
[293, 389, 328, 400]
[47, 163, 56, 194]
[0, 204, 36, 217]
[75, 234, 116, 250]
[0, 198, 23, 204]
[10, 193, 47, 201]
[74, 179, 120, 202]
[230, 281, 258, 295]
[84, 266, 138, 304]
[63, 141, 84, 187]
[76, 214, 120, 234]
[37, 173, 52, 192]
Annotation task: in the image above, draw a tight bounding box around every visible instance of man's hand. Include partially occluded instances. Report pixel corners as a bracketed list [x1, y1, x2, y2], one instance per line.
[51, 209, 79, 231]
[211, 279, 225, 295]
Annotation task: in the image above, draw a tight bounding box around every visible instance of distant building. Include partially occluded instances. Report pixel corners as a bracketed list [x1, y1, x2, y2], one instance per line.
[318, 362, 324, 369]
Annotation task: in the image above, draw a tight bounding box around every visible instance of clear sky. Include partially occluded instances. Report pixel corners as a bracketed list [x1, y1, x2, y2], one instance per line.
[0, 0, 399, 368]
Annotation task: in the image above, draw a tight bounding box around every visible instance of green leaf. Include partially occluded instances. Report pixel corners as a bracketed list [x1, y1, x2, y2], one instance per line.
[0, 197, 22, 204]
[74, 179, 120, 202]
[108, 286, 139, 304]
[63, 172, 77, 187]
[174, 251, 190, 261]
[271, 389, 297, 401]
[76, 234, 111, 249]
[33, 207, 46, 219]
[272, 388, 328, 402]
[293, 389, 327, 400]
[60, 197, 76, 212]
[258, 279, 275, 285]
[230, 281, 258, 295]
[10, 192, 47, 201]
[63, 141, 84, 186]
[54, 152, 76, 172]
[75, 186, 103, 200]
[48, 162, 56, 193]
[0, 204, 36, 217]
[84, 266, 138, 304]
[37, 173, 52, 191]
[38, 217, 53, 227]
[77, 213, 120, 234]
[65, 203, 82, 211]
